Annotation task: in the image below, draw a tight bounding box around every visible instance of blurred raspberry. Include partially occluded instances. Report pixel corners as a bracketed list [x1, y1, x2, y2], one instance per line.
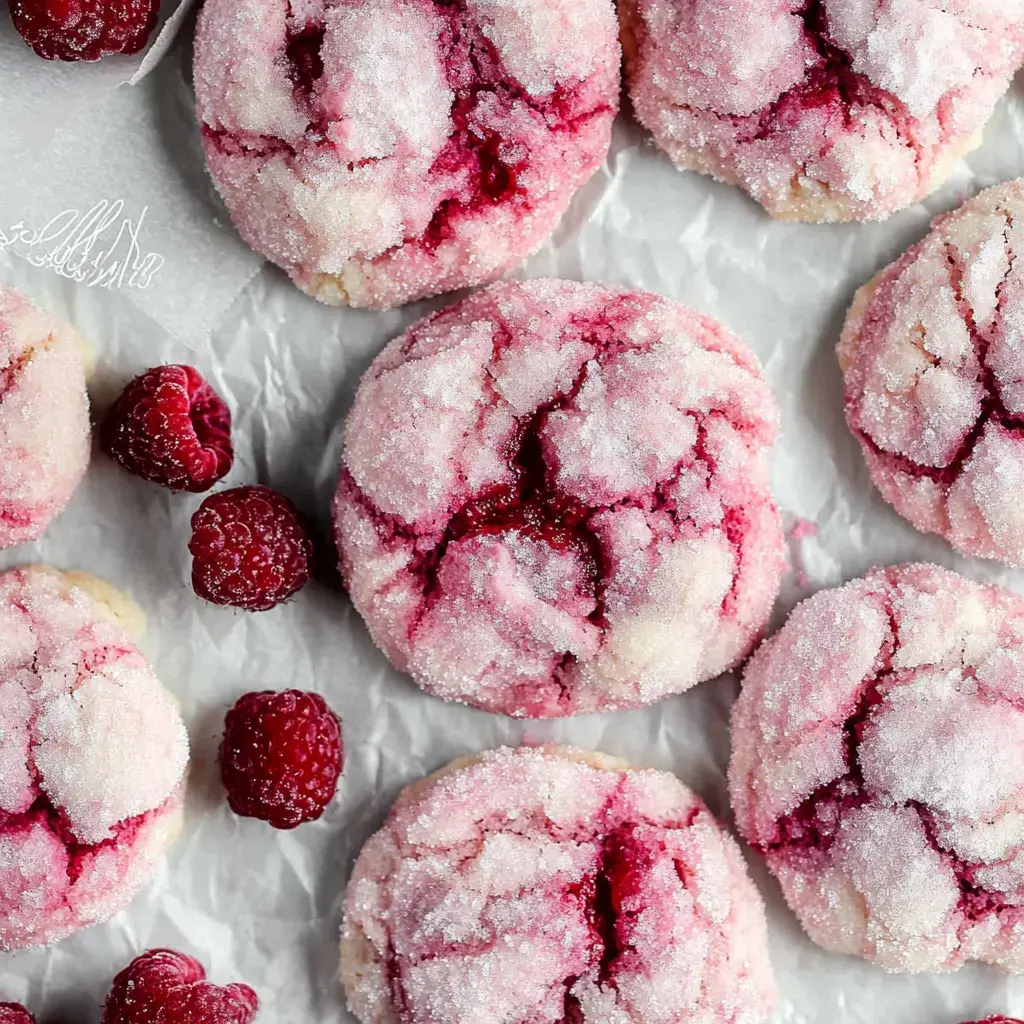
[0, 1004, 35, 1024]
[103, 365, 233, 493]
[220, 689, 343, 829]
[102, 948, 258, 1024]
[189, 486, 313, 611]
[10, 0, 158, 61]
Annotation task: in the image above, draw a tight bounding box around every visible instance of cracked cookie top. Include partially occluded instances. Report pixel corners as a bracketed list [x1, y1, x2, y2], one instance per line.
[841, 180, 1024, 565]
[193, 0, 619, 309]
[341, 745, 778, 1024]
[622, 0, 1024, 222]
[332, 279, 784, 718]
[730, 563, 1024, 972]
[0, 286, 90, 549]
[0, 568, 188, 951]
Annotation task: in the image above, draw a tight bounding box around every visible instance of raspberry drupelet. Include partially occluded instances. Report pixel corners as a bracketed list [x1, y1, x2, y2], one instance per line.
[102, 365, 233, 493]
[0, 1005, 35, 1024]
[189, 486, 313, 611]
[10, 0, 159, 61]
[220, 689, 343, 829]
[102, 948, 259, 1024]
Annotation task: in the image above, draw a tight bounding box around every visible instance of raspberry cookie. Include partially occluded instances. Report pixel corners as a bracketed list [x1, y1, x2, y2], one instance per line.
[0, 567, 189, 951]
[0, 286, 90, 548]
[841, 180, 1024, 565]
[333, 279, 784, 717]
[342, 745, 778, 1024]
[730, 562, 1024, 973]
[194, 0, 619, 310]
[622, 1, 1024, 222]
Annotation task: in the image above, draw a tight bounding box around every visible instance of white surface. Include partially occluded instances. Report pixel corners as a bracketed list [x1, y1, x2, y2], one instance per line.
[0, 34, 1023, 1024]
[0, 28, 262, 344]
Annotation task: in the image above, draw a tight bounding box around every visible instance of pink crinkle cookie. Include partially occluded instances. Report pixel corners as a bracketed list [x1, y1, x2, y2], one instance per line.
[730, 562, 1024, 973]
[342, 745, 778, 1024]
[333, 279, 784, 718]
[0, 567, 189, 952]
[841, 180, 1024, 566]
[621, 0, 1024, 223]
[193, 0, 619, 310]
[0, 286, 90, 548]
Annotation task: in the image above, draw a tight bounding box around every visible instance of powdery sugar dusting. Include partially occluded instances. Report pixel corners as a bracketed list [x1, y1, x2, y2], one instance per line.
[623, 0, 1024, 222]
[730, 563, 1024, 972]
[333, 280, 784, 718]
[841, 179, 1024, 565]
[0, 286, 90, 549]
[341, 745, 778, 1024]
[0, 568, 188, 952]
[194, 0, 619, 310]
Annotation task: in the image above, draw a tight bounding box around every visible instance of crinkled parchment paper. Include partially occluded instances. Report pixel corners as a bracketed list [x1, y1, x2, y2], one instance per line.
[1, 35, 1024, 1024]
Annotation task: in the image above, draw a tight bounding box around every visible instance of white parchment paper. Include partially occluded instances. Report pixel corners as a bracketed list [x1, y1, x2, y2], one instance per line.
[1, 38, 1024, 1024]
[0, 34, 263, 345]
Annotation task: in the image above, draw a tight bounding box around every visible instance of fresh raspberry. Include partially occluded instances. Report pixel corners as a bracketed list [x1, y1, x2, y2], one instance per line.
[0, 1004, 35, 1024]
[102, 949, 258, 1024]
[10, 0, 158, 61]
[102, 365, 233, 493]
[189, 486, 313, 611]
[220, 689, 343, 829]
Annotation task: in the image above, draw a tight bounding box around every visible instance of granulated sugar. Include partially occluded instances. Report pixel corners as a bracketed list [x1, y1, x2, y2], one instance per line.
[841, 179, 1024, 565]
[0, 568, 188, 952]
[333, 280, 785, 717]
[731, 563, 1024, 973]
[342, 746, 777, 1024]
[194, 0, 620, 308]
[623, 0, 1024, 221]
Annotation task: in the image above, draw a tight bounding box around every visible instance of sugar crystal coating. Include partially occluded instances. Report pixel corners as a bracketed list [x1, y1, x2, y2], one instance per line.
[0, 568, 189, 952]
[0, 286, 90, 548]
[193, 0, 620, 310]
[333, 279, 784, 717]
[841, 179, 1024, 565]
[731, 562, 1024, 973]
[342, 745, 778, 1024]
[622, 0, 1024, 222]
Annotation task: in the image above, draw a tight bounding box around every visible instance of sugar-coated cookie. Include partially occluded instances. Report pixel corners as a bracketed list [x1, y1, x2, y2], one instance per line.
[0, 286, 90, 548]
[0, 567, 188, 951]
[334, 279, 784, 717]
[342, 745, 778, 1024]
[841, 180, 1024, 565]
[194, 0, 619, 309]
[622, 0, 1024, 222]
[731, 563, 1024, 973]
